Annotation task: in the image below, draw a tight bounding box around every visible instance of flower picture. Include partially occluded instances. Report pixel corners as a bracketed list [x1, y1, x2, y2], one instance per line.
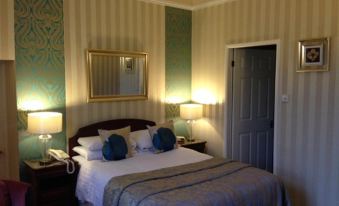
[298, 38, 330, 72]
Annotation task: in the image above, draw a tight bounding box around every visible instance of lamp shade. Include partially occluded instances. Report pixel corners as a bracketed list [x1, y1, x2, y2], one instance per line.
[180, 104, 203, 120]
[27, 112, 62, 134]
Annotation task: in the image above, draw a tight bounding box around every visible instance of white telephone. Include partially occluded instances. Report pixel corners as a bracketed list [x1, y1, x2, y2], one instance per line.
[48, 149, 75, 174]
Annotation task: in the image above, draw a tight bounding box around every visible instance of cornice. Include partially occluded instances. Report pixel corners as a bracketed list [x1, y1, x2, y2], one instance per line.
[138, 0, 236, 11]
[192, 0, 236, 10]
[138, 0, 193, 10]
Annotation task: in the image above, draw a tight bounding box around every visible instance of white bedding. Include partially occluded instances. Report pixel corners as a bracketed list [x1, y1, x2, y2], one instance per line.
[73, 147, 212, 206]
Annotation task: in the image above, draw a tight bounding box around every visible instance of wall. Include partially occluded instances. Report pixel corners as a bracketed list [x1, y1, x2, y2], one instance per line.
[192, 0, 339, 205]
[13, 0, 191, 178]
[165, 7, 192, 136]
[0, 61, 19, 180]
[64, 0, 165, 136]
[0, 0, 15, 60]
[0, 0, 17, 180]
[15, 0, 66, 177]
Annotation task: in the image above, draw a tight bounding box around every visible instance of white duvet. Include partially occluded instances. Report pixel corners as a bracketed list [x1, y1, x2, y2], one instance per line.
[73, 147, 212, 206]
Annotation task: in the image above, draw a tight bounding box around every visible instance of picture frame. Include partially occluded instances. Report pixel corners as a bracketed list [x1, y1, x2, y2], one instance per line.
[297, 38, 330, 72]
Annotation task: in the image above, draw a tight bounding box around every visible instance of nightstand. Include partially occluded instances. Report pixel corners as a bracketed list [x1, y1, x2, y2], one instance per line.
[24, 160, 79, 206]
[180, 139, 207, 153]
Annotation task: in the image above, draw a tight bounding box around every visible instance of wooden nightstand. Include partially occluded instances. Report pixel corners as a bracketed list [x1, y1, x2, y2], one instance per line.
[24, 160, 79, 206]
[180, 139, 207, 153]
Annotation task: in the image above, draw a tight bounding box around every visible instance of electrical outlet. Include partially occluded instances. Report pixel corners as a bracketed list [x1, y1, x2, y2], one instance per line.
[281, 95, 289, 103]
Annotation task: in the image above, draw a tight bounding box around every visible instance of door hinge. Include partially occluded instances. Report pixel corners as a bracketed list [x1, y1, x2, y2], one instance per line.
[231, 61, 235, 67]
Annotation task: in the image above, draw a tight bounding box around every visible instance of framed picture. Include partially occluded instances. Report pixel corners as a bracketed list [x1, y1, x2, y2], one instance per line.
[124, 57, 134, 74]
[297, 38, 330, 72]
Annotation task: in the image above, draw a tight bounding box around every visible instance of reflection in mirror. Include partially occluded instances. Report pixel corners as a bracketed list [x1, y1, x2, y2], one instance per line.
[87, 50, 148, 102]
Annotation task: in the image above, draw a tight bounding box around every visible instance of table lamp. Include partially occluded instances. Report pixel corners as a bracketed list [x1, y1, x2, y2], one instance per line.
[180, 104, 203, 142]
[27, 112, 62, 163]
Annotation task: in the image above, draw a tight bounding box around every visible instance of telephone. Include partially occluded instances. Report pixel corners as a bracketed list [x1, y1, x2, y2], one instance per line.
[48, 149, 75, 174]
[48, 149, 69, 160]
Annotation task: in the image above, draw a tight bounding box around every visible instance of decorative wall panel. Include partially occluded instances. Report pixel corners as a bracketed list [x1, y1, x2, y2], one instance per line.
[165, 7, 192, 110]
[165, 7, 192, 137]
[192, 0, 339, 205]
[15, 0, 66, 177]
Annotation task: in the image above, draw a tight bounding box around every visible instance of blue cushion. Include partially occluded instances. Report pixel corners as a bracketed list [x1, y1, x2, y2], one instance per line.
[152, 127, 176, 152]
[102, 134, 128, 161]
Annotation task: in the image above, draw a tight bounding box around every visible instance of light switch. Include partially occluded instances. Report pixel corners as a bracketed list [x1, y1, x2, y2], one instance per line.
[281, 95, 289, 103]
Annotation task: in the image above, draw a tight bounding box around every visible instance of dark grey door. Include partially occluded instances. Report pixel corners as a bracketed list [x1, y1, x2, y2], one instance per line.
[231, 46, 276, 172]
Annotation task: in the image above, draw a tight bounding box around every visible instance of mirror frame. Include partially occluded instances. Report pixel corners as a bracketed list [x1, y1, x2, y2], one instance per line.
[87, 49, 148, 102]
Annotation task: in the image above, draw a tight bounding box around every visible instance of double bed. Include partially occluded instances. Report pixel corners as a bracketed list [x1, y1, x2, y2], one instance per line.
[69, 119, 289, 206]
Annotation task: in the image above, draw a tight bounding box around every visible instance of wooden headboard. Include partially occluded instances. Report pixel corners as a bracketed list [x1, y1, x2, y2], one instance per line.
[68, 119, 156, 157]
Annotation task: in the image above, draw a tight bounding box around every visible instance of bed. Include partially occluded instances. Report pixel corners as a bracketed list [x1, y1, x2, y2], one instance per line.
[69, 119, 290, 206]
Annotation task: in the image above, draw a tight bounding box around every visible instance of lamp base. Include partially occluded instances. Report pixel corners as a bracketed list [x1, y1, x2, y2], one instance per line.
[39, 158, 54, 166]
[38, 134, 52, 165]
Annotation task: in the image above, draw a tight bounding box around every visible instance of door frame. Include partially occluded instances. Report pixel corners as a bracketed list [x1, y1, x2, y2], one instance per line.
[224, 39, 281, 174]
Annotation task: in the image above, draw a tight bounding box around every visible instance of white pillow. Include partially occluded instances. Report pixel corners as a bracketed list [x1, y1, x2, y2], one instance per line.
[129, 129, 152, 151]
[72, 146, 102, 161]
[78, 136, 103, 151]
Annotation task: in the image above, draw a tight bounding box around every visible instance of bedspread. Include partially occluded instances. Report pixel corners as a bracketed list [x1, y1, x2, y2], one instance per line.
[103, 158, 290, 206]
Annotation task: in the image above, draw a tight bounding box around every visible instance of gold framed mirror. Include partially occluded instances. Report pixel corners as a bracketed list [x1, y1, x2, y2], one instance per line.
[87, 49, 148, 102]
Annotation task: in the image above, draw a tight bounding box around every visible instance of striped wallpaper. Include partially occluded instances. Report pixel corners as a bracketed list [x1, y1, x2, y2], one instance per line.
[0, 64, 8, 178]
[0, 61, 19, 180]
[64, 0, 165, 136]
[192, 0, 339, 205]
[0, 0, 15, 60]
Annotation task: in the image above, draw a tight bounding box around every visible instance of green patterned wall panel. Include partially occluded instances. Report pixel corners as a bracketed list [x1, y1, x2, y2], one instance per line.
[165, 7, 192, 137]
[15, 0, 65, 179]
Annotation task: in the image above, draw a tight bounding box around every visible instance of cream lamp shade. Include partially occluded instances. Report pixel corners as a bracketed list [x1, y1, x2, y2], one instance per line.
[180, 104, 203, 120]
[28, 112, 62, 134]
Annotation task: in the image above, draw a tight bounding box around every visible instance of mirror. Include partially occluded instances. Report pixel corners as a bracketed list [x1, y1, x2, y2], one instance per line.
[87, 49, 148, 102]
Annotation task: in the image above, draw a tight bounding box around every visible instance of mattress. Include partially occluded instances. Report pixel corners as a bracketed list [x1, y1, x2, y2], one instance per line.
[73, 147, 212, 206]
